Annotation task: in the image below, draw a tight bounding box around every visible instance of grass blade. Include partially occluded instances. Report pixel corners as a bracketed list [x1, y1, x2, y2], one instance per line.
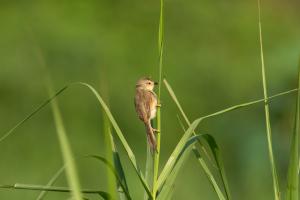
[163, 79, 230, 199]
[201, 134, 230, 200]
[257, 1, 280, 199]
[0, 82, 152, 198]
[158, 82, 298, 192]
[103, 112, 119, 200]
[88, 155, 131, 199]
[0, 184, 110, 199]
[48, 87, 83, 200]
[77, 83, 152, 198]
[157, 134, 226, 200]
[110, 134, 130, 200]
[36, 166, 65, 200]
[156, 154, 182, 200]
[1, 82, 298, 198]
[144, 143, 154, 200]
[285, 59, 300, 200]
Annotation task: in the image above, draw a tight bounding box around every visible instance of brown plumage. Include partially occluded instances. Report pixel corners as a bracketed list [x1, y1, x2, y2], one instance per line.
[134, 77, 158, 151]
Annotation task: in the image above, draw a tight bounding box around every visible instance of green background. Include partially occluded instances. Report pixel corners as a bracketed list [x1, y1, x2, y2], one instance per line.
[0, 0, 299, 199]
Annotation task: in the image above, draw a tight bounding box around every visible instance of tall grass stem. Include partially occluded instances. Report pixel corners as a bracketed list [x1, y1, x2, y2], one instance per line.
[257, 1, 280, 199]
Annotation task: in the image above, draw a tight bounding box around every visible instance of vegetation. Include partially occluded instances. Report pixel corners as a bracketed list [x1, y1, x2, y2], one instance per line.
[0, 0, 299, 199]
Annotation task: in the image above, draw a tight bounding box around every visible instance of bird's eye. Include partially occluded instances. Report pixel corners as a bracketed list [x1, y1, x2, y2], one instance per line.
[148, 82, 151, 85]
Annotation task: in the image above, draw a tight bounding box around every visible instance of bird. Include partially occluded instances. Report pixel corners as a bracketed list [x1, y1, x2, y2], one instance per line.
[134, 77, 160, 152]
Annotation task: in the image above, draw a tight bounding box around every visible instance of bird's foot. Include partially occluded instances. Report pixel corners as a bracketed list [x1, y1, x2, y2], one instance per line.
[152, 128, 160, 133]
[156, 104, 162, 108]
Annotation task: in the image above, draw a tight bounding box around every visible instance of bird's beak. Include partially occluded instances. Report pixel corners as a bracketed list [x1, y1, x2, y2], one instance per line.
[154, 82, 158, 85]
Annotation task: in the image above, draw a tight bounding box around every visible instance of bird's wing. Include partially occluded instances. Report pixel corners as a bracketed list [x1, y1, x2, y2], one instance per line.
[135, 89, 152, 122]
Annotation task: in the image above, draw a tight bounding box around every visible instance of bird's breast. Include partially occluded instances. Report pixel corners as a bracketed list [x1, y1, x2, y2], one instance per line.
[150, 95, 157, 119]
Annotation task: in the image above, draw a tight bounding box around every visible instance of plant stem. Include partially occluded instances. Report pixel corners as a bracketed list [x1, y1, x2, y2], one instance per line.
[257, 1, 280, 199]
[153, 0, 164, 199]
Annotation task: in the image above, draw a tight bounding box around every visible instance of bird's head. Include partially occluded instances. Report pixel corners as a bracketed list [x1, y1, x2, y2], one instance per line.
[136, 77, 158, 91]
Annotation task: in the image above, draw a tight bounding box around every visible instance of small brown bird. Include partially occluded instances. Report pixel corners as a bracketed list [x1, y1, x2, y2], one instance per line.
[134, 77, 159, 151]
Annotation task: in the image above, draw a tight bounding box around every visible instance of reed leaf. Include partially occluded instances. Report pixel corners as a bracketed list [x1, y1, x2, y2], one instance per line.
[163, 79, 229, 199]
[0, 82, 152, 198]
[36, 166, 65, 200]
[48, 88, 83, 200]
[285, 59, 300, 200]
[89, 155, 131, 199]
[157, 82, 298, 191]
[102, 113, 118, 200]
[0, 184, 110, 199]
[0, 82, 298, 199]
[157, 134, 226, 200]
[144, 143, 154, 200]
[257, 1, 280, 199]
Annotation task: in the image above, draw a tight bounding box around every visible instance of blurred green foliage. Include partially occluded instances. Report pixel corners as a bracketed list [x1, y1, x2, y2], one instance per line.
[0, 0, 299, 199]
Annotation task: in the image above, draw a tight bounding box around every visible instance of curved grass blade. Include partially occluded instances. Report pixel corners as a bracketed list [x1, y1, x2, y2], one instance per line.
[285, 59, 300, 200]
[156, 157, 181, 200]
[163, 79, 229, 199]
[1, 82, 297, 198]
[0, 82, 152, 199]
[157, 134, 226, 200]
[88, 155, 131, 200]
[77, 83, 152, 198]
[201, 134, 230, 200]
[48, 86, 83, 200]
[158, 115, 225, 200]
[36, 166, 65, 200]
[257, 1, 280, 199]
[158, 82, 299, 191]
[0, 184, 110, 199]
[110, 134, 130, 200]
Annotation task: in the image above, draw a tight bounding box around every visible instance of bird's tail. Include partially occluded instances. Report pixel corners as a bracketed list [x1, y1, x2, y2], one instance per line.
[145, 121, 157, 152]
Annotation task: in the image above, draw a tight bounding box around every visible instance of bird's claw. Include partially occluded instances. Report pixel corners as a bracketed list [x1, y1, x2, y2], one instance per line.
[156, 104, 162, 108]
[152, 128, 160, 133]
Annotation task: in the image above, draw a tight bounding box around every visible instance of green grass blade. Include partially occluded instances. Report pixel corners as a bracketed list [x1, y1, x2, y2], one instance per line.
[0, 184, 110, 199]
[105, 120, 130, 200]
[77, 83, 152, 198]
[192, 147, 226, 200]
[0, 82, 152, 198]
[36, 166, 65, 200]
[158, 83, 298, 191]
[88, 155, 131, 199]
[163, 79, 230, 199]
[257, 1, 280, 199]
[110, 134, 130, 200]
[158, 116, 225, 200]
[285, 59, 300, 200]
[157, 134, 226, 200]
[103, 113, 119, 200]
[144, 143, 154, 200]
[1, 82, 298, 198]
[156, 154, 182, 200]
[48, 87, 83, 200]
[1, 83, 296, 147]
[201, 134, 230, 200]
[156, 118, 204, 190]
